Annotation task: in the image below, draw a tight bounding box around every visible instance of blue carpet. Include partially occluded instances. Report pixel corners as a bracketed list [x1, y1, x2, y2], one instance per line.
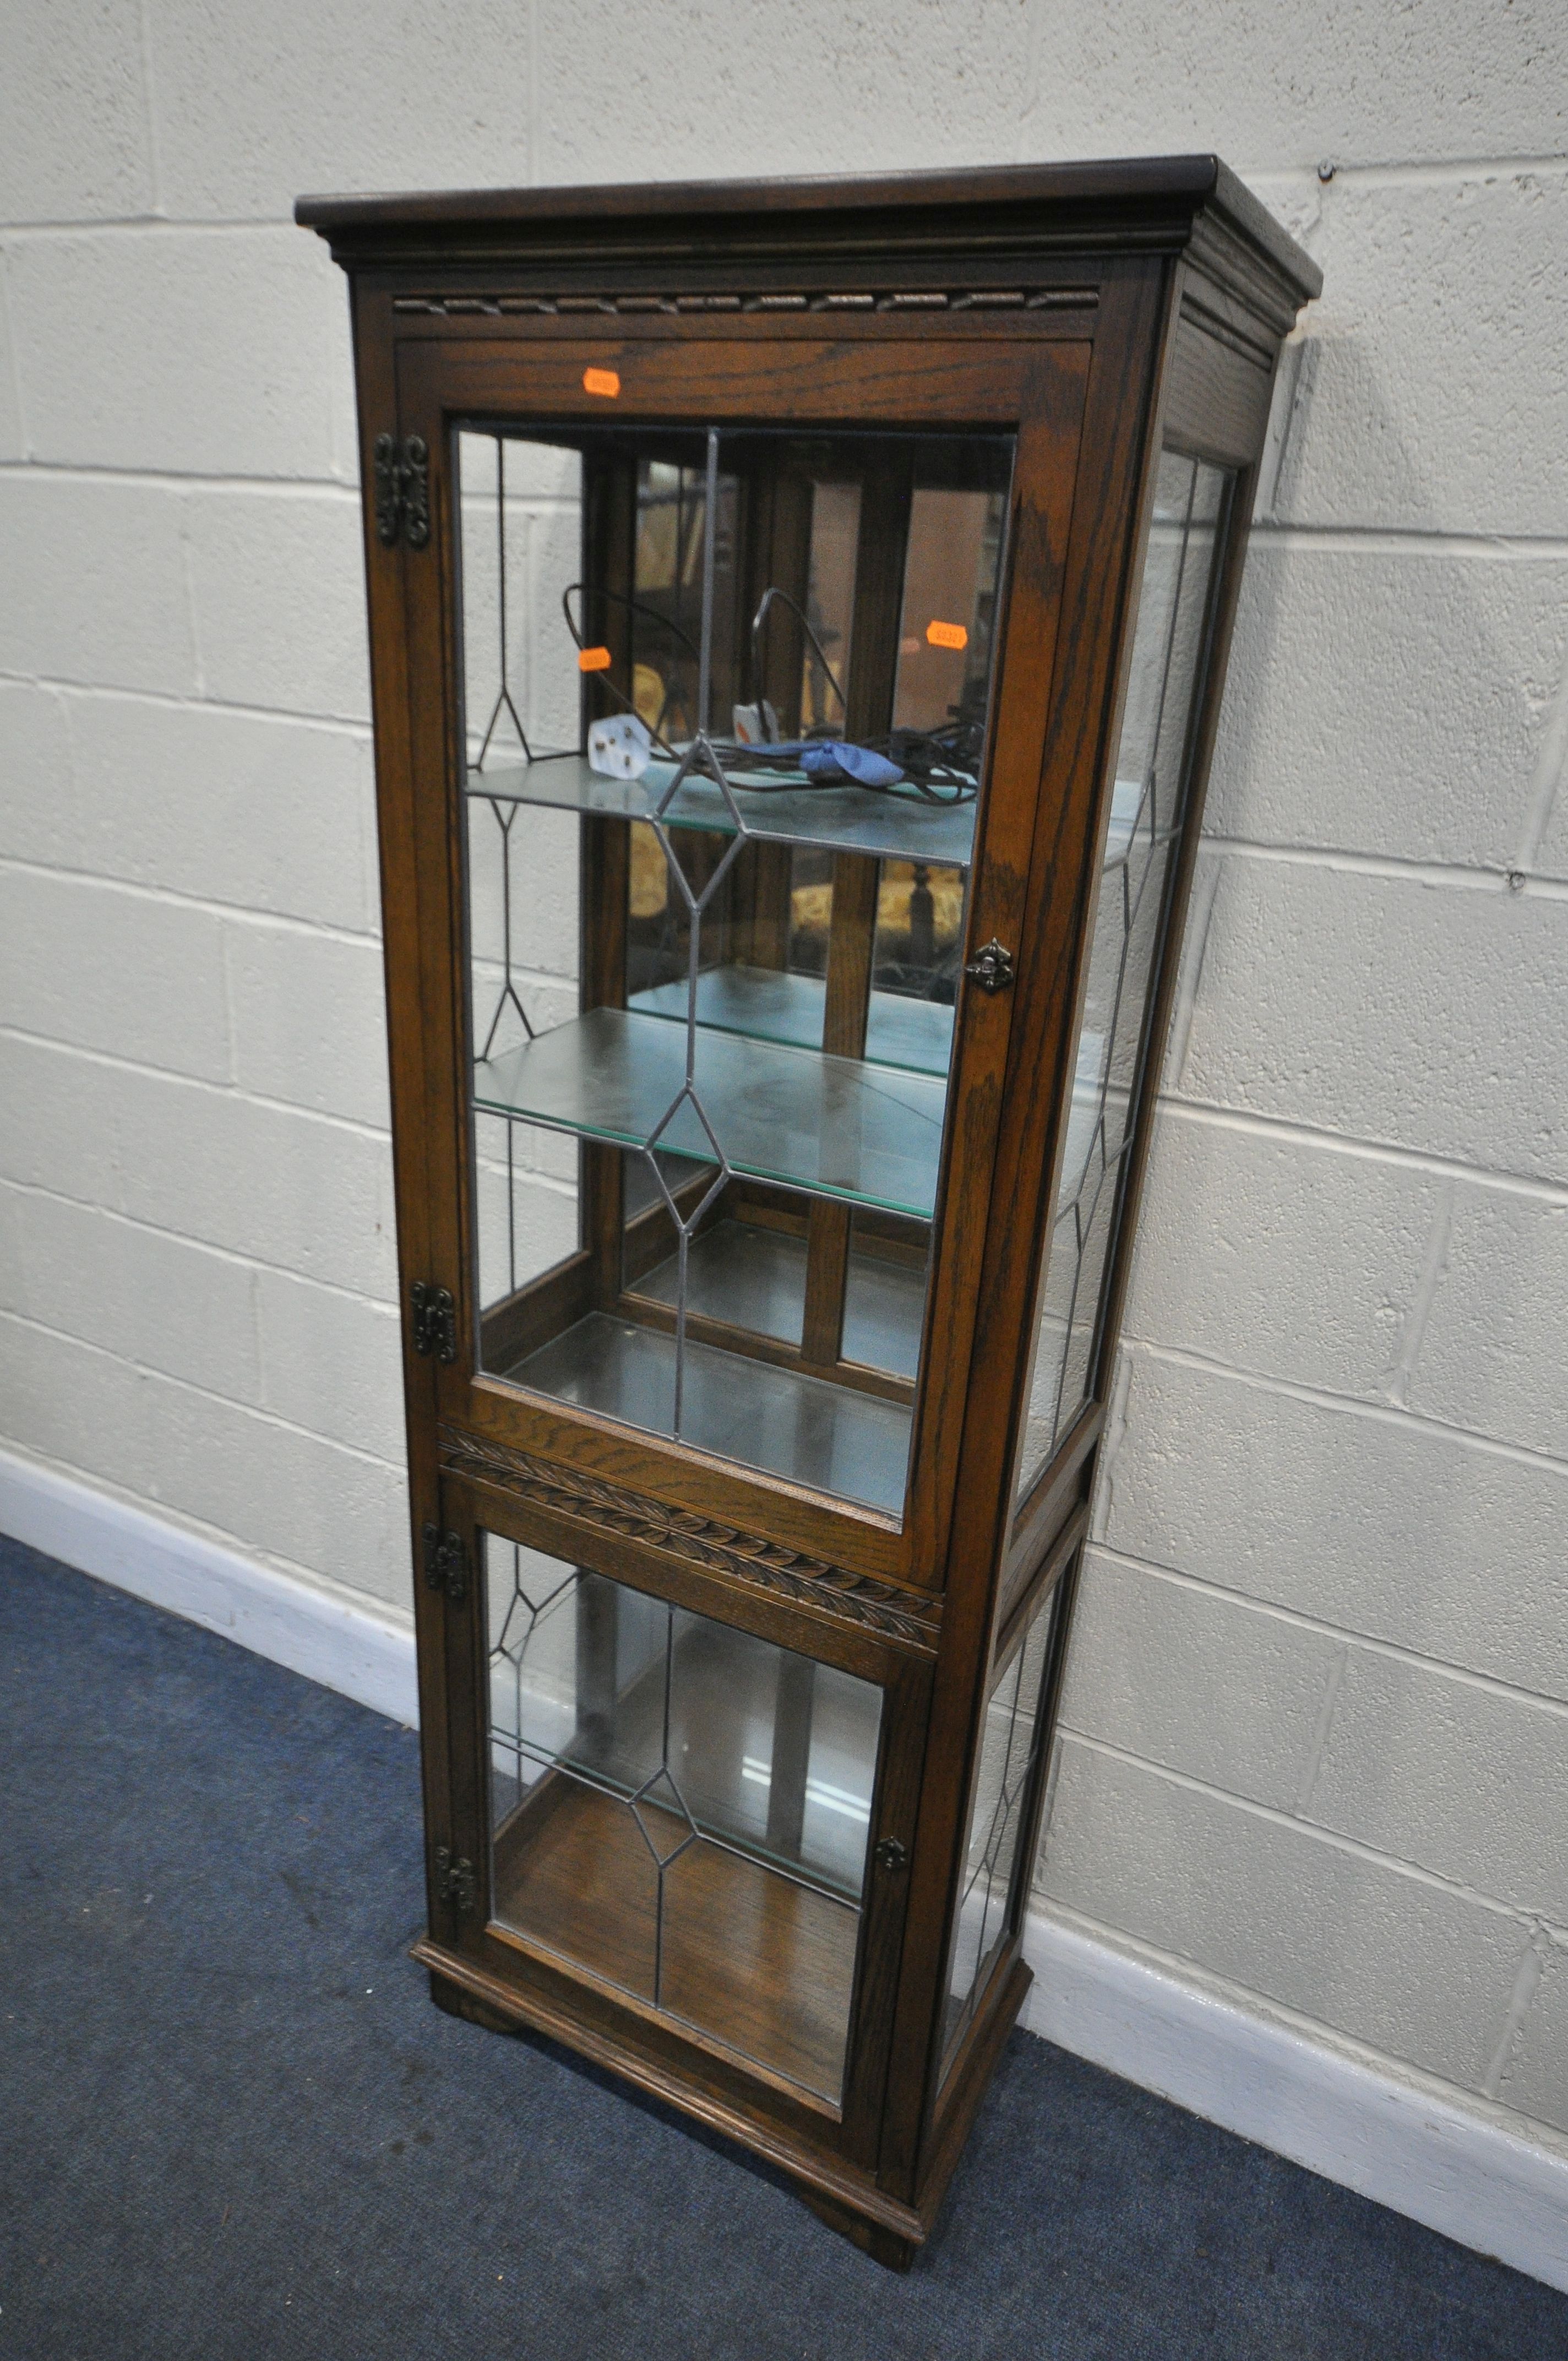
[2, 1533, 1565, 2360]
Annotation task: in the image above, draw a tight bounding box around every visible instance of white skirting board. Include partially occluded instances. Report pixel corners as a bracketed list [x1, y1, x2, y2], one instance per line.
[1020, 1911, 1568, 2293]
[0, 1443, 419, 1729]
[3, 1439, 1565, 2294]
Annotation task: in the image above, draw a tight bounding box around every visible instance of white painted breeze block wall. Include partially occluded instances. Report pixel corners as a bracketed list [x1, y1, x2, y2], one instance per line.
[2, 0, 1566, 2262]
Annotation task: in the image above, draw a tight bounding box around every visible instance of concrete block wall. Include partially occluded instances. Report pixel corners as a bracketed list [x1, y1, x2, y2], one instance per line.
[1, 0, 1564, 2170]
[1033, 57, 1568, 2147]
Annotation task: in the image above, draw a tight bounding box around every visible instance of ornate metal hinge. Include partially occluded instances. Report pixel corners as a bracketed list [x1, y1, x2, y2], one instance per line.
[422, 1523, 467, 1604]
[962, 938, 1015, 994]
[410, 1281, 456, 1363]
[434, 1843, 476, 1914]
[373, 432, 430, 550]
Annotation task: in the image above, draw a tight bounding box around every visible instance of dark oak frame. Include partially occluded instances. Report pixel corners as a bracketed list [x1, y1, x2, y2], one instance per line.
[300, 158, 1318, 2270]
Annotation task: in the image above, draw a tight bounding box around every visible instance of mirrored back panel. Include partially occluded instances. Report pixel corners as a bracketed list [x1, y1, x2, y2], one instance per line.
[460, 423, 1014, 1520]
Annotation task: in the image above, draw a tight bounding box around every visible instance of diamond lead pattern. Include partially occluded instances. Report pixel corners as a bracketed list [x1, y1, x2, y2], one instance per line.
[1015, 451, 1231, 1502]
[466, 428, 772, 1441]
[944, 1588, 1058, 2067]
[629, 1765, 700, 1871]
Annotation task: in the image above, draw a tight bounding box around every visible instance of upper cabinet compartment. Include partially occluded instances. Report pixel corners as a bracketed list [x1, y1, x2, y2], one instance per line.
[460, 422, 1014, 1520]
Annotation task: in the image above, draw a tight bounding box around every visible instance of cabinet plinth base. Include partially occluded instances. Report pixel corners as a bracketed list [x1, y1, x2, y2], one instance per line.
[798, 2185, 919, 2272]
[428, 1967, 519, 2037]
[411, 1934, 929, 2269]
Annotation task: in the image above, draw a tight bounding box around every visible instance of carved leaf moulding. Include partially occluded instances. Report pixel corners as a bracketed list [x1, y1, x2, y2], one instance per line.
[393, 286, 1098, 319]
[437, 1424, 943, 1654]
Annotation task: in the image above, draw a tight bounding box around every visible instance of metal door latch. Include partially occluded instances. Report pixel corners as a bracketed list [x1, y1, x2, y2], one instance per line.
[962, 938, 1015, 993]
[410, 1281, 456, 1363]
[434, 1844, 476, 1913]
[422, 1524, 467, 1604]
[373, 432, 430, 549]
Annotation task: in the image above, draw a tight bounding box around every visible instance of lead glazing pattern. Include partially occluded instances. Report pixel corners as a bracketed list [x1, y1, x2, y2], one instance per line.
[941, 1593, 1055, 2072]
[490, 1536, 578, 1822]
[484, 1530, 879, 2099]
[486, 1535, 694, 2012]
[639, 434, 748, 1434]
[456, 423, 1017, 1510]
[458, 429, 766, 1418]
[1012, 452, 1232, 1504]
[461, 425, 940, 1448]
[471, 434, 540, 1294]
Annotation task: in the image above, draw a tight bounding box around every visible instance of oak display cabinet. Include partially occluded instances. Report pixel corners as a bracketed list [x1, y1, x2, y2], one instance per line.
[299, 160, 1318, 2267]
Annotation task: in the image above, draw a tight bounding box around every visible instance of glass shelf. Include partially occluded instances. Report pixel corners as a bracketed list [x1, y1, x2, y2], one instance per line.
[475, 1008, 947, 1220]
[467, 752, 978, 871]
[500, 1312, 912, 1514]
[629, 966, 954, 1078]
[470, 760, 1163, 880]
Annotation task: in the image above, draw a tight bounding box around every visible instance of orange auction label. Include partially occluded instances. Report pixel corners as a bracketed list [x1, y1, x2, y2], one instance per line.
[926, 618, 968, 651]
[582, 367, 621, 398]
[578, 646, 612, 672]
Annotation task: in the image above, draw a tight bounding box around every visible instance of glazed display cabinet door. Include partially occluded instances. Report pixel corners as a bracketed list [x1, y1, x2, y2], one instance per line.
[480, 1535, 882, 2106]
[396, 335, 1090, 1586]
[424, 1470, 937, 2173]
[459, 418, 1009, 1521]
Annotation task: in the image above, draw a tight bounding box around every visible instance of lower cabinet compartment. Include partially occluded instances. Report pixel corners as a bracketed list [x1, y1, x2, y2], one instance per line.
[481, 1530, 884, 2107]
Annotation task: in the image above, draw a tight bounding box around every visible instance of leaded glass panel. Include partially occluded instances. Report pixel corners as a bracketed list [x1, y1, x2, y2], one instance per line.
[484, 1531, 883, 2104]
[458, 424, 1013, 1520]
[940, 1580, 1060, 2072]
[1012, 453, 1232, 1506]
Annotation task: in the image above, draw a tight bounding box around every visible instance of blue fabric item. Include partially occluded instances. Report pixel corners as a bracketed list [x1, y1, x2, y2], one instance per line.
[741, 738, 907, 787]
[2, 1529, 1563, 2360]
[798, 740, 905, 787]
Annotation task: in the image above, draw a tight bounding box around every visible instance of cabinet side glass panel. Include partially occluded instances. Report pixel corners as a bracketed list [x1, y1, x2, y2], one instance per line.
[458, 425, 1012, 1520]
[483, 1528, 883, 2104]
[1012, 454, 1233, 1506]
[939, 1574, 1060, 2079]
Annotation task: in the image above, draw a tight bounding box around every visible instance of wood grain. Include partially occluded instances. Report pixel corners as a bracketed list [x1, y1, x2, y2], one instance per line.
[436, 1423, 943, 1653]
[493, 1772, 860, 2102]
